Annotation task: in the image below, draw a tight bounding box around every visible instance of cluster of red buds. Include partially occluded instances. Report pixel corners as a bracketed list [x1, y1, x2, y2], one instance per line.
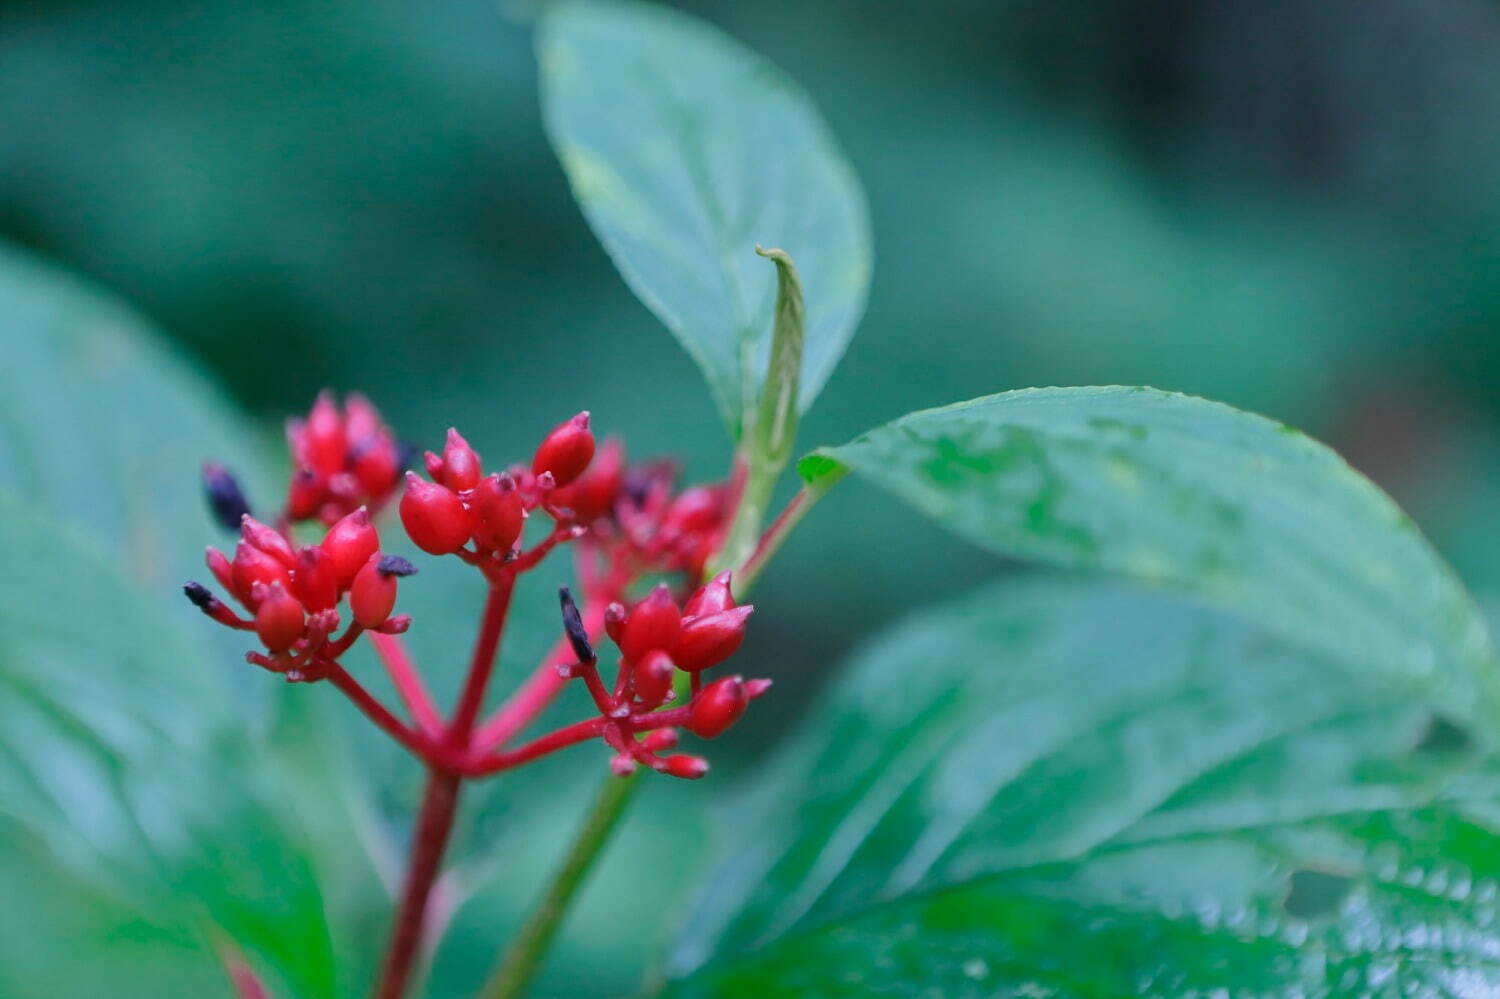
[540, 573, 767, 779]
[188, 508, 415, 682]
[185, 395, 769, 783]
[285, 391, 406, 525]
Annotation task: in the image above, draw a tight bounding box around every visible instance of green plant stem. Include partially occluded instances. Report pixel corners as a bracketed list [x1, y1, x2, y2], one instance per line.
[480, 773, 640, 999]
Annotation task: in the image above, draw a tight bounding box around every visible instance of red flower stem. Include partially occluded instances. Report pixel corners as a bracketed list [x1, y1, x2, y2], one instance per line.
[470, 598, 608, 754]
[462, 717, 607, 775]
[447, 572, 516, 744]
[374, 769, 462, 999]
[369, 632, 445, 739]
[734, 485, 815, 593]
[576, 661, 615, 714]
[327, 664, 434, 761]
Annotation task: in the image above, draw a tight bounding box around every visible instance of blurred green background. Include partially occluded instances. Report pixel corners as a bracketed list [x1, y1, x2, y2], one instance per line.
[5, 0, 1500, 994]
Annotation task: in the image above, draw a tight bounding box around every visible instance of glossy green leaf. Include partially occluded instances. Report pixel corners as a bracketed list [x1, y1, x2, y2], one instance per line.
[537, 0, 872, 437]
[667, 576, 1500, 996]
[0, 491, 351, 997]
[802, 387, 1495, 710]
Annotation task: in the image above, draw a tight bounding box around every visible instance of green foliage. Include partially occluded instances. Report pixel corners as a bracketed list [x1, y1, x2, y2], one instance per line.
[537, 0, 871, 439]
[667, 577, 1500, 996]
[801, 387, 1495, 712]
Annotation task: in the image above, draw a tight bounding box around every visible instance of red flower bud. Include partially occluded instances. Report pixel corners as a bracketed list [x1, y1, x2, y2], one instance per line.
[286, 467, 324, 521]
[744, 678, 773, 700]
[671, 605, 753, 672]
[663, 485, 724, 540]
[351, 433, 400, 497]
[232, 541, 292, 608]
[254, 582, 305, 652]
[550, 437, 623, 521]
[441, 428, 482, 492]
[343, 392, 381, 444]
[240, 515, 297, 568]
[603, 602, 627, 644]
[322, 508, 378, 587]
[350, 553, 414, 628]
[292, 546, 340, 612]
[532, 412, 595, 487]
[642, 728, 678, 752]
[206, 546, 235, 593]
[399, 472, 472, 554]
[305, 390, 347, 476]
[619, 584, 681, 663]
[684, 570, 736, 617]
[469, 474, 524, 552]
[689, 675, 749, 738]
[633, 650, 675, 707]
[661, 755, 709, 780]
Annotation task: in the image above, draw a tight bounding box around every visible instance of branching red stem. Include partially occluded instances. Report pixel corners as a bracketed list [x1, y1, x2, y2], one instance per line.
[327, 664, 434, 761]
[374, 771, 462, 999]
[370, 632, 445, 739]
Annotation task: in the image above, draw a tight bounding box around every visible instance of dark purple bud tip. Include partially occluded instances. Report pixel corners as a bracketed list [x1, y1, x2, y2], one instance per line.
[377, 554, 418, 577]
[183, 581, 218, 612]
[202, 462, 252, 532]
[558, 585, 595, 663]
[395, 440, 420, 473]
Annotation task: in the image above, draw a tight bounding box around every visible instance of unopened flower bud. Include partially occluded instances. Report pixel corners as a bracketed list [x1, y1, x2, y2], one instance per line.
[441, 428, 482, 492]
[663, 485, 723, 538]
[641, 729, 678, 752]
[603, 602, 627, 645]
[619, 584, 681, 663]
[684, 570, 736, 617]
[351, 433, 400, 496]
[688, 675, 749, 738]
[550, 437, 624, 521]
[292, 546, 340, 612]
[241, 515, 297, 568]
[744, 678, 773, 699]
[532, 412, 595, 487]
[350, 553, 414, 628]
[254, 582, 306, 653]
[183, 580, 217, 613]
[672, 605, 753, 672]
[322, 508, 379, 587]
[633, 650, 675, 707]
[206, 546, 235, 593]
[305, 390, 347, 476]
[661, 755, 709, 780]
[399, 472, 471, 554]
[558, 586, 595, 663]
[202, 462, 251, 532]
[470, 474, 524, 552]
[232, 540, 292, 608]
[286, 467, 324, 521]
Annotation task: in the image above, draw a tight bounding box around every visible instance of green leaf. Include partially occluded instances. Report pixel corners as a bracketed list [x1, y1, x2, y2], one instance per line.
[0, 491, 349, 997]
[537, 0, 871, 437]
[801, 386, 1495, 710]
[667, 576, 1500, 996]
[0, 242, 278, 592]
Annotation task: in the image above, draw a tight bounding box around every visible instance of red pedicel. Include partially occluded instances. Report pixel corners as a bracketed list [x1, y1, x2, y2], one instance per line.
[323, 508, 379, 587]
[619, 585, 681, 663]
[470, 474, 524, 552]
[532, 412, 595, 487]
[672, 605, 754, 672]
[688, 675, 749, 738]
[254, 582, 305, 652]
[399, 472, 472, 554]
